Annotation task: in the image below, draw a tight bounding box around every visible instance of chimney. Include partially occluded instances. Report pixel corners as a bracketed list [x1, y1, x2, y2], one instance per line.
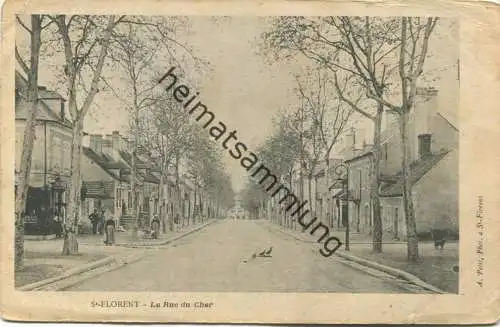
[121, 137, 128, 152]
[418, 134, 432, 159]
[102, 136, 112, 154]
[415, 87, 438, 133]
[112, 131, 120, 152]
[89, 134, 103, 154]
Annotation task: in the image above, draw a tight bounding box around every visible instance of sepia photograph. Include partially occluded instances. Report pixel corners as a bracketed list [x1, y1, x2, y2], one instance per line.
[12, 14, 459, 294]
[1, 0, 499, 324]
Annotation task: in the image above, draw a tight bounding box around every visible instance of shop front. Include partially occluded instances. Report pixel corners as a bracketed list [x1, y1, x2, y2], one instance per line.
[23, 175, 67, 236]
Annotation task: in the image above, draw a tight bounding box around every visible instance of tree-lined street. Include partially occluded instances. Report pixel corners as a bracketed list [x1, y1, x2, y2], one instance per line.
[14, 15, 458, 294]
[67, 219, 426, 293]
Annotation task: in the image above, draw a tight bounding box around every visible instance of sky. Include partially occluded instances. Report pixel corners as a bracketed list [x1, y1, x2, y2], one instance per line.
[17, 16, 459, 193]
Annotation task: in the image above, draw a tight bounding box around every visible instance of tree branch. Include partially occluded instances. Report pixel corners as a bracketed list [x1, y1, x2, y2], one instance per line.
[15, 45, 30, 76]
[16, 16, 32, 34]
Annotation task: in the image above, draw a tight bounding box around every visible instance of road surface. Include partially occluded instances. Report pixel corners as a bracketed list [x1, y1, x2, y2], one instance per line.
[67, 219, 417, 292]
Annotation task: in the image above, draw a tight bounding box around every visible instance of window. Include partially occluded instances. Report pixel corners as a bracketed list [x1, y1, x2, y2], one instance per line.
[51, 136, 61, 169]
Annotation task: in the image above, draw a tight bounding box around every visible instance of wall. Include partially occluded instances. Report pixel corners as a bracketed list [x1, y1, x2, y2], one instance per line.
[16, 121, 46, 187]
[16, 120, 72, 188]
[348, 155, 372, 233]
[47, 122, 72, 178]
[380, 196, 406, 239]
[380, 149, 458, 238]
[413, 148, 459, 233]
[379, 90, 439, 176]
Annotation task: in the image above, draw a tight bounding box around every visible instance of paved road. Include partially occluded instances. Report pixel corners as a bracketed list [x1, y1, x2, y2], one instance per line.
[67, 219, 414, 292]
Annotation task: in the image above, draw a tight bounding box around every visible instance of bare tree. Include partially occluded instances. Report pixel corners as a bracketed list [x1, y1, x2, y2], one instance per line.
[366, 17, 439, 261]
[14, 15, 47, 269]
[295, 69, 353, 226]
[262, 16, 405, 254]
[327, 17, 439, 260]
[143, 95, 196, 232]
[107, 22, 164, 237]
[47, 15, 123, 254]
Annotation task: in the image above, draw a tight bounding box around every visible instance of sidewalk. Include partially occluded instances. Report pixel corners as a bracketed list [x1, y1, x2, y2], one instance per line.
[265, 220, 459, 293]
[16, 219, 217, 288]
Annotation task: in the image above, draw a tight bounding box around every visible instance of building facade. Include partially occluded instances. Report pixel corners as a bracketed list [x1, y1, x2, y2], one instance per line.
[15, 71, 72, 235]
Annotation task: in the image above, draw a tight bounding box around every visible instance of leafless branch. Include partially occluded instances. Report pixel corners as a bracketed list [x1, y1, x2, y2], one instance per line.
[15, 45, 30, 76]
[16, 16, 32, 34]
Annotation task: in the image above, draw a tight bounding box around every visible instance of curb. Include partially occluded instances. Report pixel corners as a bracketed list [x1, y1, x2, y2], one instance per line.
[116, 219, 218, 247]
[18, 256, 116, 291]
[53, 252, 145, 291]
[335, 251, 447, 294]
[18, 219, 218, 291]
[267, 221, 447, 294]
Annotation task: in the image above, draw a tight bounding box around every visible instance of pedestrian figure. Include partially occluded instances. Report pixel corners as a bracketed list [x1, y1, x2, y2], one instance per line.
[151, 215, 160, 239]
[98, 208, 106, 235]
[53, 214, 63, 238]
[104, 214, 116, 246]
[174, 213, 181, 232]
[89, 209, 99, 235]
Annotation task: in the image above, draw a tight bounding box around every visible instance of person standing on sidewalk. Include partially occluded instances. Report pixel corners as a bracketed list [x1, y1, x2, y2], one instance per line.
[53, 213, 63, 238]
[174, 213, 181, 232]
[151, 215, 160, 239]
[104, 214, 116, 246]
[98, 208, 106, 235]
[89, 209, 99, 235]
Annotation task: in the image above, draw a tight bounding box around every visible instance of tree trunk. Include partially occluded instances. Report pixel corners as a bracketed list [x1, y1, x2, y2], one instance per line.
[324, 157, 331, 228]
[193, 185, 197, 225]
[371, 105, 383, 253]
[15, 15, 42, 269]
[130, 142, 138, 238]
[175, 153, 181, 229]
[399, 111, 419, 261]
[159, 173, 166, 233]
[308, 174, 313, 217]
[63, 119, 83, 255]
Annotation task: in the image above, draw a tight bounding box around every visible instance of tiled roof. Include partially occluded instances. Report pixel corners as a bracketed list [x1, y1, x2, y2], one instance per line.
[143, 171, 160, 184]
[83, 147, 128, 182]
[83, 181, 114, 199]
[118, 150, 161, 184]
[380, 149, 450, 197]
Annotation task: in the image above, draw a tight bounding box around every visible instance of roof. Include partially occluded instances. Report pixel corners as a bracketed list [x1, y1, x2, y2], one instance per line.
[83, 147, 128, 182]
[118, 150, 161, 184]
[38, 87, 65, 100]
[16, 71, 65, 100]
[143, 171, 160, 184]
[314, 158, 347, 177]
[380, 149, 450, 197]
[83, 181, 114, 199]
[345, 149, 374, 164]
[15, 71, 72, 126]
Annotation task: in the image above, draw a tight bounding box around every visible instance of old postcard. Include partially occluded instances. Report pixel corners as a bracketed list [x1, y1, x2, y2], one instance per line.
[0, 0, 499, 324]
